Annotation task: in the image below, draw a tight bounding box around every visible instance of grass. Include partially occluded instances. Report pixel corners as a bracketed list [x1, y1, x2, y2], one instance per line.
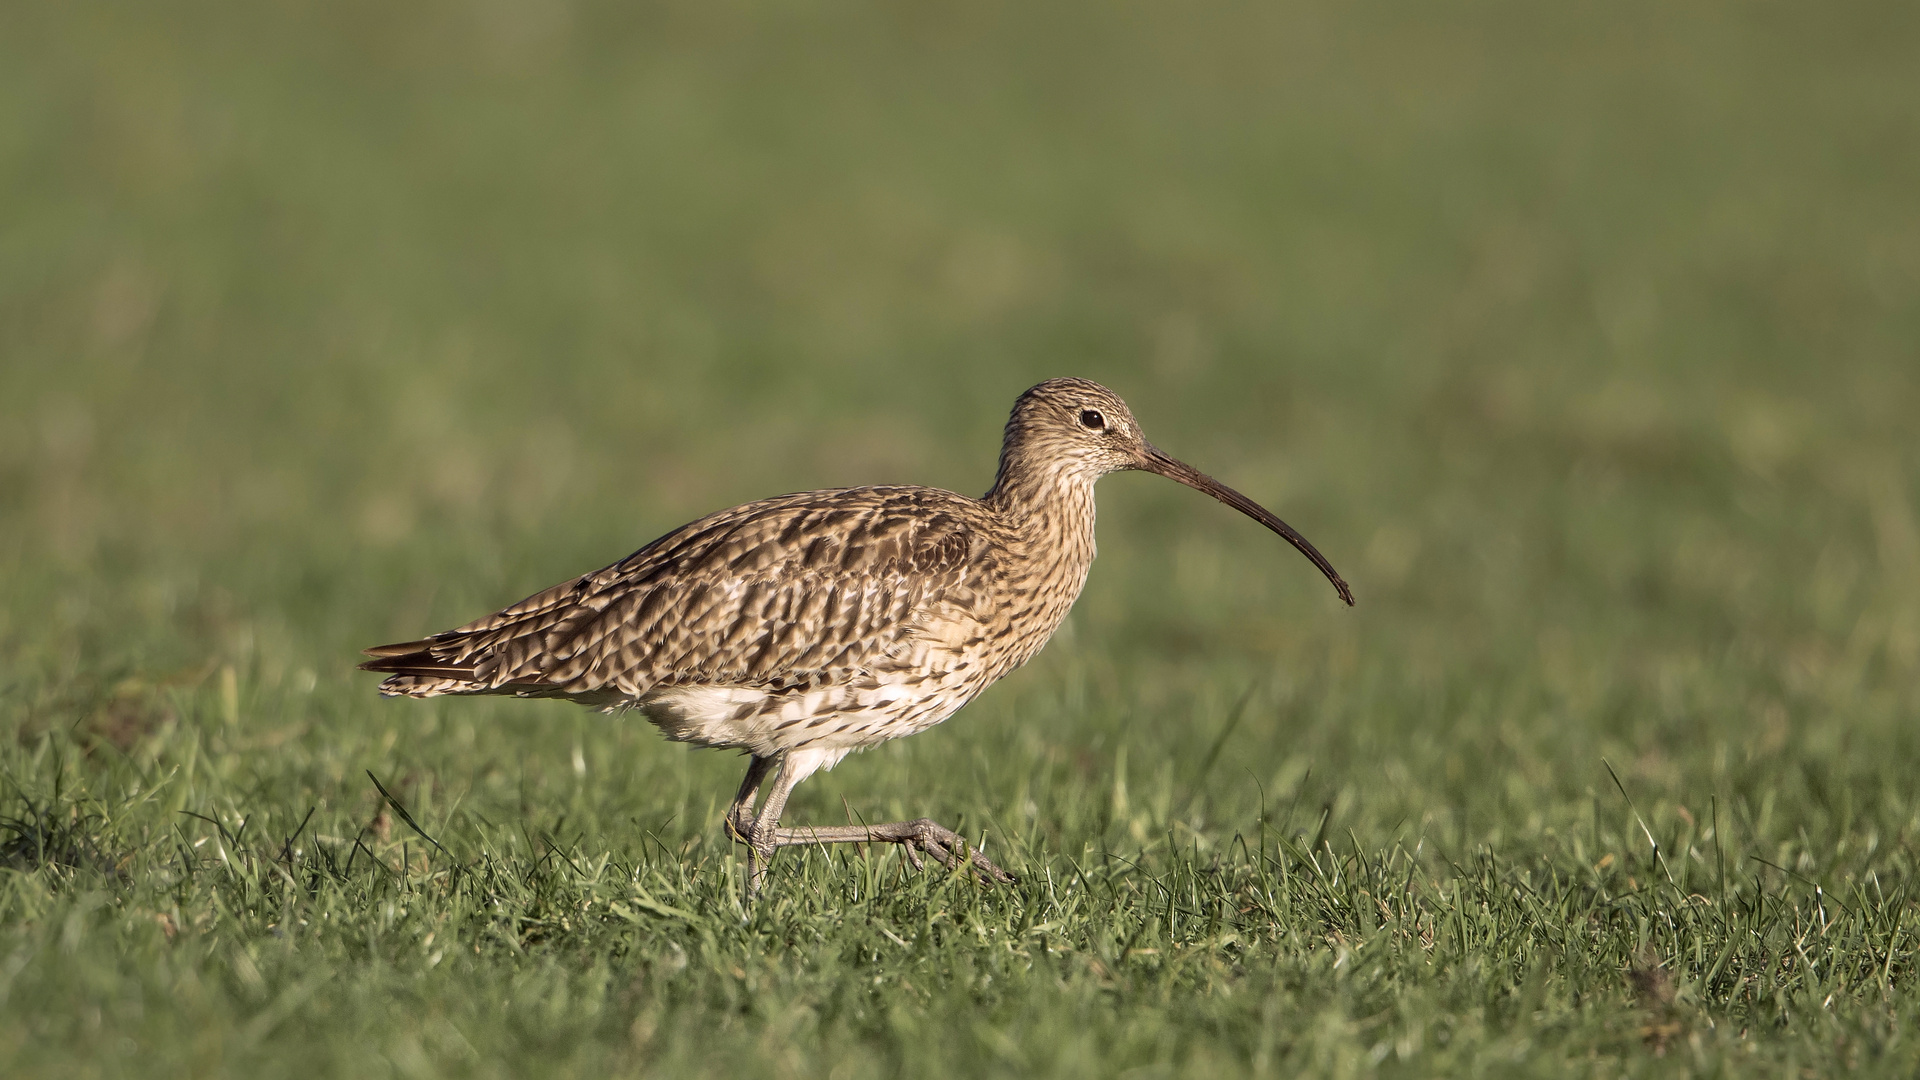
[3, 0, 1919, 1075]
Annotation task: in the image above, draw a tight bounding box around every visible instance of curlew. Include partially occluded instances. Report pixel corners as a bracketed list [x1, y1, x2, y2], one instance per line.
[361, 378, 1352, 893]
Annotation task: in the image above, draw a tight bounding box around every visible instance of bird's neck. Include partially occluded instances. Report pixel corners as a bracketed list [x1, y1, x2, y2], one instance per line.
[984, 456, 1097, 532]
[980, 459, 1101, 675]
[984, 461, 1100, 578]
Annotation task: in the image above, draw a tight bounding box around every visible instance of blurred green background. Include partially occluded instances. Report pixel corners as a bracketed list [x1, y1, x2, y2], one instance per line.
[3, 1, 1918, 1076]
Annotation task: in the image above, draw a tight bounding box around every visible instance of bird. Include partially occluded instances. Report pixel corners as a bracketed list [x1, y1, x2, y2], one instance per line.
[361, 378, 1352, 894]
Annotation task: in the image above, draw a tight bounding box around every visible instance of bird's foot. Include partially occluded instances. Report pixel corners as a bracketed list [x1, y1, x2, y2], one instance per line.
[724, 819, 777, 901]
[731, 817, 1018, 890]
[762, 818, 1015, 884]
[887, 818, 1016, 885]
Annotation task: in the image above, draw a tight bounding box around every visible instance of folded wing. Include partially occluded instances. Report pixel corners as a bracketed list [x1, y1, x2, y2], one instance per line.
[361, 487, 983, 702]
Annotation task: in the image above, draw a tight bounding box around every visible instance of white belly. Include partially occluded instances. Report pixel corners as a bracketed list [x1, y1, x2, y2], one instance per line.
[625, 601, 1002, 758]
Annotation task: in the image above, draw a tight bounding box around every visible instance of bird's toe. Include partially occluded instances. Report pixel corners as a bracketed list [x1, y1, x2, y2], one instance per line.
[903, 819, 1015, 885]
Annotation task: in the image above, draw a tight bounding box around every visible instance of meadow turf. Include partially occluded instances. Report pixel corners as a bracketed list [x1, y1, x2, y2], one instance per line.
[4, 1, 1920, 1076]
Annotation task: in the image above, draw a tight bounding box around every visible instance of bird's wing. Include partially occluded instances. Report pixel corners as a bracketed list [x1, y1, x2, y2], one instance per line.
[362, 488, 985, 699]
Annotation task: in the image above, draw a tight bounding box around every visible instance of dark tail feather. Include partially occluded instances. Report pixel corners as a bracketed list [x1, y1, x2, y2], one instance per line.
[363, 638, 434, 659]
[359, 639, 479, 680]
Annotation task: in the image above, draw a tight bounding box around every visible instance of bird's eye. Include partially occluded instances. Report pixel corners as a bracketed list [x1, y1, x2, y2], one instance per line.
[1079, 409, 1106, 431]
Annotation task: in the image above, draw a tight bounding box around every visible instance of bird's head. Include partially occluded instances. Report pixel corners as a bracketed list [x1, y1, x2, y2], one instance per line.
[994, 377, 1354, 606]
[1000, 377, 1147, 476]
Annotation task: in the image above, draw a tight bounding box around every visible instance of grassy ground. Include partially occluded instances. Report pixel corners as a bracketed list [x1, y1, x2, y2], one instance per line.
[4, 1, 1919, 1076]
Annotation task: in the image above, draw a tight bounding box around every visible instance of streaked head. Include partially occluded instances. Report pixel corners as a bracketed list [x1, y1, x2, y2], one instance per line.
[994, 377, 1354, 606]
[998, 377, 1147, 476]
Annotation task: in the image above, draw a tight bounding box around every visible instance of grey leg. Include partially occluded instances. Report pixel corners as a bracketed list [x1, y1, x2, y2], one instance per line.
[742, 752, 804, 897]
[725, 755, 775, 844]
[767, 820, 1015, 884]
[725, 754, 778, 901]
[732, 750, 1016, 897]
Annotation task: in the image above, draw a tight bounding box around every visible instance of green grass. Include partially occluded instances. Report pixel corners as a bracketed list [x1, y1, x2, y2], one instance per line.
[4, 0, 1920, 1075]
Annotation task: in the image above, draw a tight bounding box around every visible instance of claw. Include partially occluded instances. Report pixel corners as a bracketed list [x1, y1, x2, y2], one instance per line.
[903, 820, 1015, 884]
[749, 813, 1017, 890]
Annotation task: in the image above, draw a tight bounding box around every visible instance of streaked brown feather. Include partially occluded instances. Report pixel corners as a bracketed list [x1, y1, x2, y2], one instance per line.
[367, 486, 993, 704]
[361, 639, 435, 658]
[360, 378, 1352, 894]
[358, 656, 479, 679]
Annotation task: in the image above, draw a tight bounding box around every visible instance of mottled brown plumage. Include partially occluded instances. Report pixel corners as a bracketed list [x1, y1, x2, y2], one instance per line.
[362, 378, 1351, 894]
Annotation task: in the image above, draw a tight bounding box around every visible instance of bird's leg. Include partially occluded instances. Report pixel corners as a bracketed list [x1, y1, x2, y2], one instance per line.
[739, 752, 809, 898]
[725, 755, 775, 843]
[734, 749, 1016, 892]
[725, 754, 776, 897]
[765, 820, 1015, 885]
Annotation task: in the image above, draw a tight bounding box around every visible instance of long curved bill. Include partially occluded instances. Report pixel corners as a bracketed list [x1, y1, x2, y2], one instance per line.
[1140, 447, 1355, 606]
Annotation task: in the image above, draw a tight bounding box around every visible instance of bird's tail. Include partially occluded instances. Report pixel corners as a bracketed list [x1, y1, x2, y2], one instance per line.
[359, 638, 483, 698]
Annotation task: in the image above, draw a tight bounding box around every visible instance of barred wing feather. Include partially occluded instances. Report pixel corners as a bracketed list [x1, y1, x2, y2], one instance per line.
[360, 488, 983, 701]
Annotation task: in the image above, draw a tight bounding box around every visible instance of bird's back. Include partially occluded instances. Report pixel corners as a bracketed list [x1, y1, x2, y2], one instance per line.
[363, 485, 1018, 714]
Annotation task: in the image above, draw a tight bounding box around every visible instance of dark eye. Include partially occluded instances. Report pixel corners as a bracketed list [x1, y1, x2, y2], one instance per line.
[1079, 409, 1106, 431]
